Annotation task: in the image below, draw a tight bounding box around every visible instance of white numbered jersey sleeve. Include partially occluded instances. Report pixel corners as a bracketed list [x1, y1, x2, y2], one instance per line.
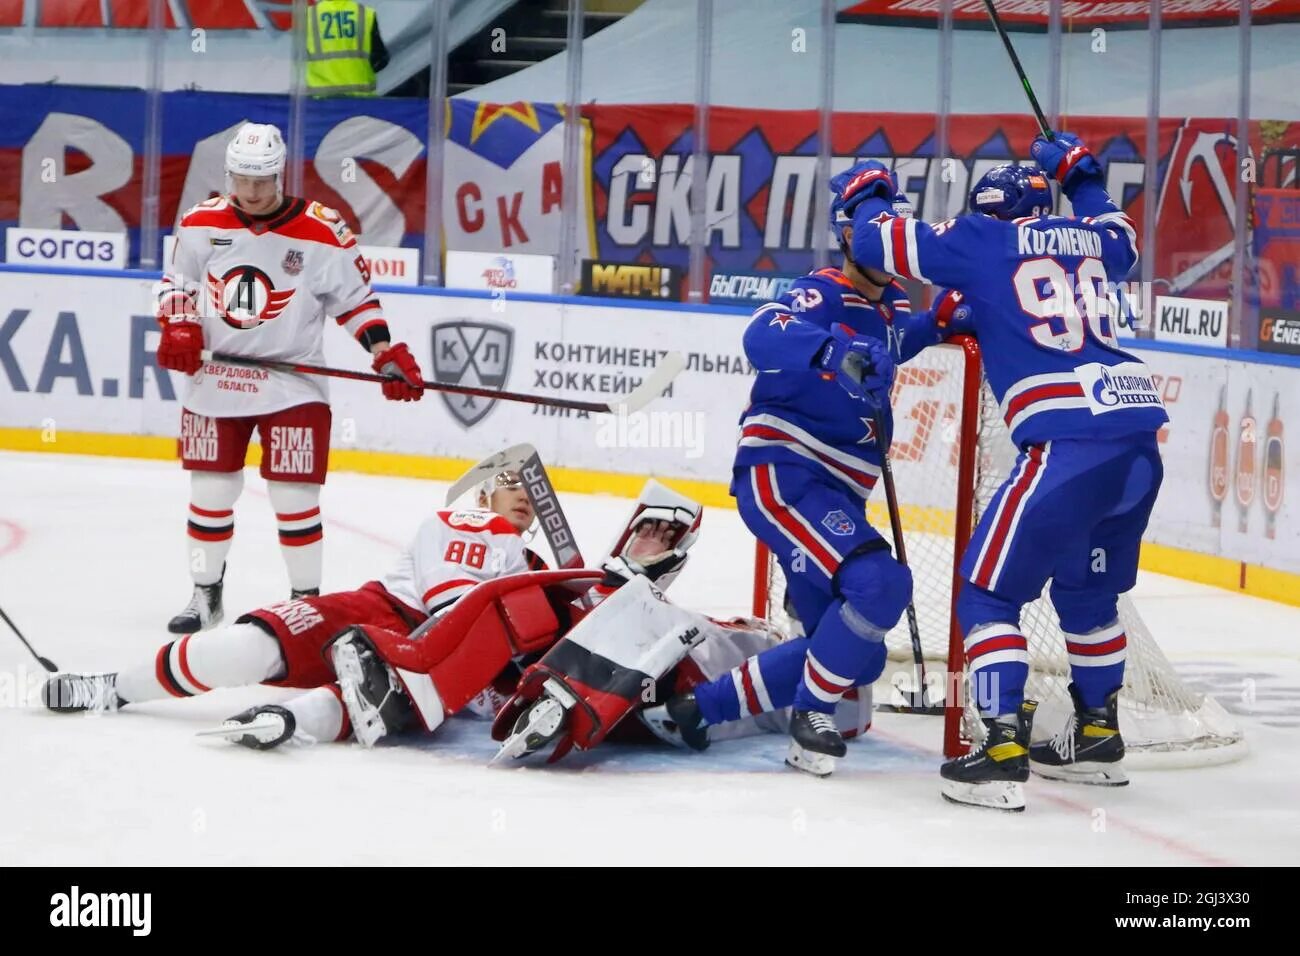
[381, 510, 530, 615]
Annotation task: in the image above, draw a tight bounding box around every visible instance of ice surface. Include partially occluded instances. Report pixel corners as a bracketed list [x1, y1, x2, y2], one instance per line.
[2, 452, 1296, 865]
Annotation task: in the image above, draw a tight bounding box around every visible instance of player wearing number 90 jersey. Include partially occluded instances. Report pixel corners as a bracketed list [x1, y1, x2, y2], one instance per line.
[841, 136, 1169, 810]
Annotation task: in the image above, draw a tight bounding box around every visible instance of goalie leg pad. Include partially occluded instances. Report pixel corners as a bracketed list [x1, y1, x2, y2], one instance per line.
[491, 576, 704, 759]
[361, 572, 598, 718]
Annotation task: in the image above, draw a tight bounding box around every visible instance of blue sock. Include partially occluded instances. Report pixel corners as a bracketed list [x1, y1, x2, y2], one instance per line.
[694, 638, 809, 726]
[793, 600, 886, 714]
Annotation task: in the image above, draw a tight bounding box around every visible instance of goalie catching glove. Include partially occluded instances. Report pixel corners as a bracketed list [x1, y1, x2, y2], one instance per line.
[598, 481, 703, 592]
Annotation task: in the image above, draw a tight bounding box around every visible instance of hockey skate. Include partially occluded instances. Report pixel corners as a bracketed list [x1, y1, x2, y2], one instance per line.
[290, 587, 320, 600]
[786, 709, 846, 777]
[639, 692, 710, 752]
[42, 672, 121, 713]
[168, 571, 224, 634]
[329, 628, 413, 747]
[491, 678, 576, 763]
[940, 700, 1037, 812]
[197, 705, 303, 751]
[1030, 684, 1128, 786]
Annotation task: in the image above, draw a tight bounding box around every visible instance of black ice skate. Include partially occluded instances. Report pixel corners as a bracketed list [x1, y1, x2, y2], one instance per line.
[329, 627, 414, 747]
[639, 692, 711, 752]
[786, 709, 846, 777]
[168, 572, 224, 634]
[42, 672, 122, 713]
[940, 700, 1036, 812]
[1030, 684, 1128, 786]
[200, 705, 299, 751]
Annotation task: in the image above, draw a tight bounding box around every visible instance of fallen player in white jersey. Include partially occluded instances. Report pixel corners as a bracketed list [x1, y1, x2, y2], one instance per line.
[41, 468, 551, 746]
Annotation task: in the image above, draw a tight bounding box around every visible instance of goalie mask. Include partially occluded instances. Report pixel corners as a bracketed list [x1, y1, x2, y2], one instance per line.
[475, 469, 538, 537]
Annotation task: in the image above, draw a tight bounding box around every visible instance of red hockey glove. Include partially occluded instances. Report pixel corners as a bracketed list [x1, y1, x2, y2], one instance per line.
[371, 343, 424, 402]
[156, 319, 204, 375]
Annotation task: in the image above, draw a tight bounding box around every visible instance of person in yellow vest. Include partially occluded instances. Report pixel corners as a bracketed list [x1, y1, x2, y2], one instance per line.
[305, 0, 390, 97]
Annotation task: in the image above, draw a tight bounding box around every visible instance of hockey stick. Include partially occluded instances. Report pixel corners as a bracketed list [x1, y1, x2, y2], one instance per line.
[444, 443, 585, 570]
[981, 0, 1054, 140]
[868, 405, 943, 715]
[200, 350, 685, 416]
[0, 605, 58, 672]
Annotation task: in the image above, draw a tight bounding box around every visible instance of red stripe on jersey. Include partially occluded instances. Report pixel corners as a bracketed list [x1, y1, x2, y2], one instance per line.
[336, 299, 382, 323]
[275, 507, 321, 522]
[188, 526, 234, 542]
[1065, 635, 1128, 657]
[267, 210, 353, 248]
[177, 635, 213, 693]
[1004, 382, 1085, 423]
[179, 205, 243, 230]
[422, 578, 477, 604]
[739, 660, 763, 715]
[890, 219, 912, 278]
[754, 465, 841, 574]
[973, 446, 1045, 588]
[741, 424, 878, 492]
[438, 512, 521, 536]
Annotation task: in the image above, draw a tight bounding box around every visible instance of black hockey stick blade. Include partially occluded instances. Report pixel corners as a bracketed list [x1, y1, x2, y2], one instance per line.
[0, 605, 58, 672]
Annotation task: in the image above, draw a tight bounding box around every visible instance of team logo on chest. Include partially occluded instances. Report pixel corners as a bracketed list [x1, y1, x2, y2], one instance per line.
[821, 509, 856, 536]
[207, 265, 296, 330]
[282, 249, 305, 276]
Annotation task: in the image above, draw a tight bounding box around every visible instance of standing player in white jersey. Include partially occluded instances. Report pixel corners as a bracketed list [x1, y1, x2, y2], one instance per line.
[155, 122, 425, 634]
[41, 470, 550, 748]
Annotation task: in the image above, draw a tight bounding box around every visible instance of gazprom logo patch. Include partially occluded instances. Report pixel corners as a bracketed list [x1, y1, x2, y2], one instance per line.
[1077, 361, 1165, 415]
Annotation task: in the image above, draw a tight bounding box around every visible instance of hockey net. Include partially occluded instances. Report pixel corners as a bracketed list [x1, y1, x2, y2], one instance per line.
[753, 337, 1246, 766]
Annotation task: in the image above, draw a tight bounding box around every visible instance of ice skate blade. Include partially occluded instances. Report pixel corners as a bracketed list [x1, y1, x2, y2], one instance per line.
[196, 714, 285, 741]
[491, 698, 567, 764]
[940, 779, 1025, 812]
[332, 644, 385, 748]
[1031, 760, 1129, 786]
[785, 741, 836, 777]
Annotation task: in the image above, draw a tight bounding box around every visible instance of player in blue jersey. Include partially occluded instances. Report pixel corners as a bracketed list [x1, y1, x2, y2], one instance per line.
[837, 134, 1169, 810]
[665, 176, 971, 776]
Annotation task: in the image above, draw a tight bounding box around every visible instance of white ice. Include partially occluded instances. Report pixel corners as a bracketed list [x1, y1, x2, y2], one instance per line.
[1, 451, 1297, 866]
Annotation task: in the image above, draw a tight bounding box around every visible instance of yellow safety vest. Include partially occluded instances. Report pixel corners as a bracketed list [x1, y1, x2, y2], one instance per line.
[305, 0, 376, 97]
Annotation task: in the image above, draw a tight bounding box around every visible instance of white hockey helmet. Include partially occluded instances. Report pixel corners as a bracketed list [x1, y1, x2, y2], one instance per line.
[476, 469, 525, 506]
[225, 122, 286, 191]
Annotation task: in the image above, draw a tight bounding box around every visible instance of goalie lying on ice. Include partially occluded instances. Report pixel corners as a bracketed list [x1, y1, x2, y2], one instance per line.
[42, 459, 871, 756]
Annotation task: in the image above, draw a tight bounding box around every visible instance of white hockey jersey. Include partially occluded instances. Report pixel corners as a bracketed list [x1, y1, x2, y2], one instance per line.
[160, 195, 387, 417]
[381, 509, 543, 616]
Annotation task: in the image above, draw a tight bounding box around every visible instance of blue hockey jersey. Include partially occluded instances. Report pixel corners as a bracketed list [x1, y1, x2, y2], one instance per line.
[734, 267, 938, 500]
[849, 179, 1169, 448]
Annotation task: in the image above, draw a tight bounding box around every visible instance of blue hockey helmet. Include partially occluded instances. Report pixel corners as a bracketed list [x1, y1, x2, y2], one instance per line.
[968, 164, 1053, 220]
